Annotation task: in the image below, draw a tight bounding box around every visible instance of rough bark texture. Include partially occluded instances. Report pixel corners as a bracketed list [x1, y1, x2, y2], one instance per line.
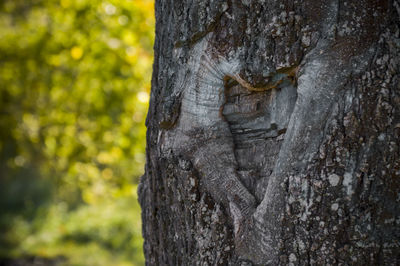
[139, 0, 400, 265]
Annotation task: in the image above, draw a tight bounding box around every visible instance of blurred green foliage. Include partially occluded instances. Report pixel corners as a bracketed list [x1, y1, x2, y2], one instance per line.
[0, 0, 154, 265]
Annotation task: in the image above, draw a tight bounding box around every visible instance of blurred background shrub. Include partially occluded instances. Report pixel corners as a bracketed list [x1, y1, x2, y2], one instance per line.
[0, 0, 154, 265]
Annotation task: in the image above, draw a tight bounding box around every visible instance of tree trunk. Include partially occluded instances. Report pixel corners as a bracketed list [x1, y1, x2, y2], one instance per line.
[139, 0, 400, 265]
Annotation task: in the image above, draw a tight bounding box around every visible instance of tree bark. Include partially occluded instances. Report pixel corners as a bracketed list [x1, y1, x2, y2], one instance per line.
[139, 0, 400, 265]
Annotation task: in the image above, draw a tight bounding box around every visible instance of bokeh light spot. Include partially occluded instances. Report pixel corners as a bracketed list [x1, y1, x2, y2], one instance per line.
[137, 91, 149, 103]
[70, 46, 83, 60]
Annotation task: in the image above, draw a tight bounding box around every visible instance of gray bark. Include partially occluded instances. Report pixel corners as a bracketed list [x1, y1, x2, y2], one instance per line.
[139, 0, 400, 265]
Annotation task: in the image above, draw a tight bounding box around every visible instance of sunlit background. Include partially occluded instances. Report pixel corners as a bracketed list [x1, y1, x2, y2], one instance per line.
[0, 0, 154, 265]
